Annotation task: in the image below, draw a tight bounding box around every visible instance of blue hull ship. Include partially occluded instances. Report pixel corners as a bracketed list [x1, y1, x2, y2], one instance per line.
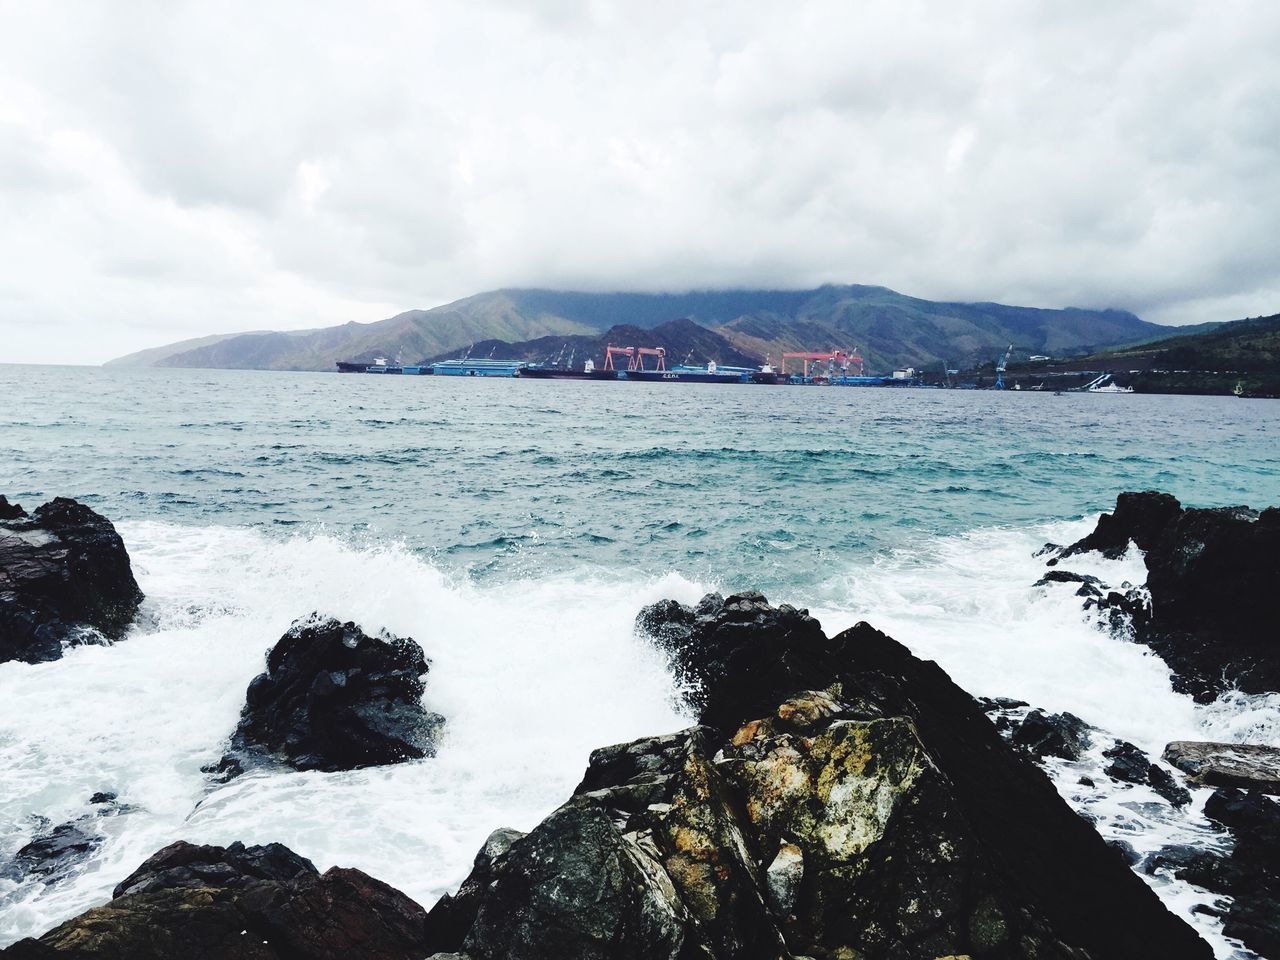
[432, 359, 526, 377]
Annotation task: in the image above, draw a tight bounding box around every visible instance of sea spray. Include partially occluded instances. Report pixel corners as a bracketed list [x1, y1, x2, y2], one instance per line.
[0, 522, 694, 944]
[1, 517, 1275, 958]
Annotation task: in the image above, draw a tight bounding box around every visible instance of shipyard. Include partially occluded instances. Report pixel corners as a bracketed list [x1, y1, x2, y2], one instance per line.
[334, 342, 1150, 392]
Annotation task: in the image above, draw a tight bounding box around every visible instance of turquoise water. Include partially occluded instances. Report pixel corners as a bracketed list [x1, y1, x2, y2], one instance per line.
[3, 364, 1278, 595]
[2, 363, 1278, 956]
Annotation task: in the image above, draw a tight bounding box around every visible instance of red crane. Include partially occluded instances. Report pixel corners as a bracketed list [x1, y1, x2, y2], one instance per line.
[781, 349, 864, 378]
[602, 345, 634, 371]
[629, 346, 666, 371]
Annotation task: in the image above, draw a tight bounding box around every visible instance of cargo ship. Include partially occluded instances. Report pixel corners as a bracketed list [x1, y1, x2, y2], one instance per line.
[518, 359, 617, 380]
[336, 357, 432, 374]
[622, 361, 757, 384]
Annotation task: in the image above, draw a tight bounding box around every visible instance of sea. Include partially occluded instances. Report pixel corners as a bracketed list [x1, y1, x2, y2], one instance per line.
[2, 364, 1278, 956]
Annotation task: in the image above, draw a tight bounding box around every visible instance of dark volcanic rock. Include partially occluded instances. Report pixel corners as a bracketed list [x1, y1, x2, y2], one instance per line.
[424, 593, 1211, 960]
[112, 839, 316, 896]
[1164, 741, 1280, 795]
[1054, 490, 1184, 561]
[215, 616, 444, 775]
[1102, 740, 1151, 784]
[1034, 570, 1104, 598]
[2, 795, 133, 886]
[2, 822, 101, 885]
[1055, 491, 1280, 700]
[1011, 709, 1092, 761]
[637, 591, 831, 733]
[0, 840, 430, 960]
[1183, 789, 1280, 958]
[0, 496, 143, 664]
[1102, 741, 1192, 807]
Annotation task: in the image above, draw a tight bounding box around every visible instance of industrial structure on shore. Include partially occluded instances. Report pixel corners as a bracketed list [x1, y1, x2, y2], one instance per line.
[334, 344, 936, 386]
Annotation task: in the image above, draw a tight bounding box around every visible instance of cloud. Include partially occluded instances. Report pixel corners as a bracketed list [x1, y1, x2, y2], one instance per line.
[0, 0, 1277, 362]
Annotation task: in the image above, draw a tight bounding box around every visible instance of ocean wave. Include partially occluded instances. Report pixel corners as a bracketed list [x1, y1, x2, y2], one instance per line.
[0, 517, 1273, 957]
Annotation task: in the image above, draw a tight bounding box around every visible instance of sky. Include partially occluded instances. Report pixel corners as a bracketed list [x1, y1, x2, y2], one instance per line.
[1, 1, 1278, 364]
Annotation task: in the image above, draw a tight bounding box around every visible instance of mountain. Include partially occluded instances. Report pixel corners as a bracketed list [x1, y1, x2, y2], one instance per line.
[107, 285, 1169, 373]
[104, 331, 267, 368]
[1080, 313, 1280, 396]
[425, 318, 764, 369]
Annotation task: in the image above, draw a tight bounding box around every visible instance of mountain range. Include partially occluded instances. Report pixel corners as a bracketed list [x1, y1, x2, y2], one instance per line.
[106, 285, 1173, 373]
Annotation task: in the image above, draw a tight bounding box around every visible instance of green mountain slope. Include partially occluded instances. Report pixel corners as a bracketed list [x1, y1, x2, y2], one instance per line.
[1082, 313, 1280, 396]
[108, 285, 1168, 372]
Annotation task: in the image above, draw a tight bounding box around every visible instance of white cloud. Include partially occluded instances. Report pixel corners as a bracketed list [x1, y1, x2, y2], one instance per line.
[0, 0, 1277, 362]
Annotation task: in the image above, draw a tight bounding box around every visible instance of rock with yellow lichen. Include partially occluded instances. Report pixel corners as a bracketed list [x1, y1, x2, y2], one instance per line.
[418, 595, 1214, 960]
[425, 692, 1085, 960]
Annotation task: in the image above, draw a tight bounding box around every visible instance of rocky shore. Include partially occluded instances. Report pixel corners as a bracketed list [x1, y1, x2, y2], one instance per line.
[4, 492, 1279, 958]
[1046, 490, 1280, 701]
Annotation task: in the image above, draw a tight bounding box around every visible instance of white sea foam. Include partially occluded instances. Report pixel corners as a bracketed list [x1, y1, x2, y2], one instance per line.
[0, 522, 696, 944]
[0, 518, 1272, 958]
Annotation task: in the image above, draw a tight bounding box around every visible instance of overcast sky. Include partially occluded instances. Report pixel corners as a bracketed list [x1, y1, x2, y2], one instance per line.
[2, 1, 1278, 363]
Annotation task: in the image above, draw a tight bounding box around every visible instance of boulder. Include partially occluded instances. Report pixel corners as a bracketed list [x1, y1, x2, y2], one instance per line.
[213, 616, 444, 776]
[1053, 491, 1280, 700]
[1163, 741, 1280, 795]
[1, 496, 143, 664]
[423, 594, 1211, 960]
[1010, 709, 1092, 761]
[0, 840, 430, 960]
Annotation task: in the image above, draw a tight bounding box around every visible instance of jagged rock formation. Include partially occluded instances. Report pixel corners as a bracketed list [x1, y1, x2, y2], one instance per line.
[423, 592, 1211, 960]
[0, 840, 430, 959]
[1048, 491, 1280, 701]
[212, 616, 444, 777]
[1168, 788, 1280, 958]
[1, 496, 143, 664]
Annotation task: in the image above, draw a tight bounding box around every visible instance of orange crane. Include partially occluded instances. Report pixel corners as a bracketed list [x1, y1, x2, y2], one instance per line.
[781, 349, 864, 378]
[629, 346, 666, 371]
[602, 345, 634, 371]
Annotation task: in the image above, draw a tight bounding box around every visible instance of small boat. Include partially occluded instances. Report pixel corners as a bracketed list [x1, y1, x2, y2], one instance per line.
[1088, 382, 1134, 394]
